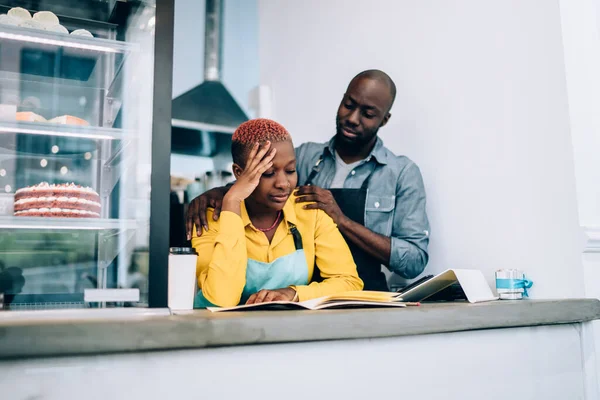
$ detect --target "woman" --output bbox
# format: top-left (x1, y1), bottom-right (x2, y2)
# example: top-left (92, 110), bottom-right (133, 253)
top-left (192, 118), bottom-right (363, 307)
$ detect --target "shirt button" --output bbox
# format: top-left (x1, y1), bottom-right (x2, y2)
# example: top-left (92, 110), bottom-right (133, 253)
top-left (351, 170), bottom-right (356, 175)
top-left (374, 202), bottom-right (380, 208)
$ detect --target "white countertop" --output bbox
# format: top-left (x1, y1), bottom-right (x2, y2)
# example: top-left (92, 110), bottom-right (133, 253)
top-left (0, 298), bottom-right (598, 359)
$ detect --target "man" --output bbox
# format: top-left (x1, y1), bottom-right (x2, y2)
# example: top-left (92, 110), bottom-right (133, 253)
top-left (186, 70), bottom-right (430, 290)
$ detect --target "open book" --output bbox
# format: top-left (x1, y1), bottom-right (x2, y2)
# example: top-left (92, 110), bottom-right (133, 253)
top-left (206, 291), bottom-right (419, 312)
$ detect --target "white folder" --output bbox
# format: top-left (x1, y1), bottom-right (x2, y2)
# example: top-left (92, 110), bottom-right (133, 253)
top-left (398, 269), bottom-right (498, 303)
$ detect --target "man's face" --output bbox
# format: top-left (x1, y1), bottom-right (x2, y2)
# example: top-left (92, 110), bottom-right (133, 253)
top-left (335, 78), bottom-right (393, 149)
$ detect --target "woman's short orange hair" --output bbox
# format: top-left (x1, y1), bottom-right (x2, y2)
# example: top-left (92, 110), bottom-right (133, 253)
top-left (231, 118), bottom-right (291, 166)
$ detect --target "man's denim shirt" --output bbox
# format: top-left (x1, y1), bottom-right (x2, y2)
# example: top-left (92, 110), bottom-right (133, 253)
top-left (296, 137), bottom-right (430, 279)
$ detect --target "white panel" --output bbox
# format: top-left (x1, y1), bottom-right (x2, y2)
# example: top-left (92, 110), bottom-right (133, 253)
top-left (559, 0), bottom-right (600, 388)
top-left (83, 289), bottom-right (140, 303)
top-left (558, 0), bottom-right (600, 227)
top-left (0, 325), bottom-right (587, 400)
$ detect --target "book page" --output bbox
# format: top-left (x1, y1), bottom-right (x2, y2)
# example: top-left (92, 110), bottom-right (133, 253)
top-left (317, 291), bottom-right (403, 302)
top-left (314, 301), bottom-right (408, 310)
top-left (206, 292), bottom-right (412, 313)
top-left (207, 301), bottom-right (311, 312)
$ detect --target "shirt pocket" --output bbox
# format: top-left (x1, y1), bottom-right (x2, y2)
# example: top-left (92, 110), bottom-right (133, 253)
top-left (365, 194), bottom-right (395, 236)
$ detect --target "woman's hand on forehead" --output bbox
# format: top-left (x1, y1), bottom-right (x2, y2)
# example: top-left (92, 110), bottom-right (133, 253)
top-left (224, 141), bottom-right (277, 205)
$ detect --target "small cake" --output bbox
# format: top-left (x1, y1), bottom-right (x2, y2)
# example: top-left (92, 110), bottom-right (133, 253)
top-left (16, 111), bottom-right (46, 123)
top-left (48, 115), bottom-right (89, 126)
top-left (7, 7), bottom-right (31, 21)
top-left (70, 29), bottom-right (93, 38)
top-left (14, 182), bottom-right (101, 218)
top-left (32, 11), bottom-right (59, 26)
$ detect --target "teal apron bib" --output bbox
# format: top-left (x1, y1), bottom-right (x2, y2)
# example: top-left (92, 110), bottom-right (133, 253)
top-left (194, 225), bottom-right (309, 308)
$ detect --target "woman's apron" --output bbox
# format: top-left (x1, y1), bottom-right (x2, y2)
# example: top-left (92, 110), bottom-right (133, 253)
top-left (305, 154), bottom-right (388, 291)
top-left (194, 224), bottom-right (309, 308)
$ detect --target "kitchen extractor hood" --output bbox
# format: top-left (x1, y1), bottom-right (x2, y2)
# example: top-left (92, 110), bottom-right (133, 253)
top-left (171, 0), bottom-right (248, 134)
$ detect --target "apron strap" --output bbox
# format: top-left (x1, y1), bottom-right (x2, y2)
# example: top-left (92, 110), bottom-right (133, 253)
top-left (289, 223), bottom-right (303, 250)
top-left (360, 163), bottom-right (377, 190)
top-left (304, 155), bottom-right (324, 186)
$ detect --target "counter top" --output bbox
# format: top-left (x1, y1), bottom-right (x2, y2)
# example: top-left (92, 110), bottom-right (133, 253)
top-left (1, 299), bottom-right (599, 359)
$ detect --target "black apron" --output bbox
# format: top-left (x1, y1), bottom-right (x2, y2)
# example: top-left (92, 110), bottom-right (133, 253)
top-left (305, 155), bottom-right (389, 291)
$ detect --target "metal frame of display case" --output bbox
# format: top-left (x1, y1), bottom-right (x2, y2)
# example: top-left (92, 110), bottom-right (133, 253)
top-left (148, 0), bottom-right (174, 308)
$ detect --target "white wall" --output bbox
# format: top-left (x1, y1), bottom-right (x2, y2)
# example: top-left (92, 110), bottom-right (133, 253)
top-left (172, 0), bottom-right (258, 108)
top-left (171, 0), bottom-right (259, 180)
top-left (258, 0), bottom-right (585, 298)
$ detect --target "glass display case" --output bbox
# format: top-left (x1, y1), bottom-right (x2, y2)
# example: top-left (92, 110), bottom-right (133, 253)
top-left (0, 0), bottom-right (173, 310)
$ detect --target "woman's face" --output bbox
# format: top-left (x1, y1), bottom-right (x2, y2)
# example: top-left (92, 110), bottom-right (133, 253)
top-left (248, 140), bottom-right (297, 211)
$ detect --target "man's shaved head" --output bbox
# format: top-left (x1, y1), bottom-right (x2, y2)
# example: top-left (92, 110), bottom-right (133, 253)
top-left (334, 69), bottom-right (396, 160)
top-left (349, 69), bottom-right (396, 112)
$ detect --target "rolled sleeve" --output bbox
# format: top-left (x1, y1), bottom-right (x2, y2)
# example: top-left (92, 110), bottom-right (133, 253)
top-left (390, 236), bottom-right (428, 279)
top-left (389, 163), bottom-right (430, 279)
top-left (191, 210), bottom-right (248, 307)
top-left (214, 211), bottom-right (244, 247)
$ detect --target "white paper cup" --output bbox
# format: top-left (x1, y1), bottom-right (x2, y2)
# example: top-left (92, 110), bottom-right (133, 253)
top-left (168, 247), bottom-right (198, 310)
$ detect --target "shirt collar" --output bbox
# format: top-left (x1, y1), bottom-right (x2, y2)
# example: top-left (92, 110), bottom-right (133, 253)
top-left (326, 136), bottom-right (388, 165)
top-left (240, 196), bottom-right (298, 228)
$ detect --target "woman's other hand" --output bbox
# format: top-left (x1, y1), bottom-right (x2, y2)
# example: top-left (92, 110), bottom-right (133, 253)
top-left (245, 288), bottom-right (297, 304)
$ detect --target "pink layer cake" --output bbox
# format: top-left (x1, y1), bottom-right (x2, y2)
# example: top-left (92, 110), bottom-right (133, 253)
top-left (14, 182), bottom-right (101, 218)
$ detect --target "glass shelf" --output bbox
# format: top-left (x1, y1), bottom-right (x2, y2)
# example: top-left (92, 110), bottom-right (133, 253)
top-left (0, 1), bottom-right (119, 24)
top-left (0, 120), bottom-right (133, 140)
top-left (0, 216), bottom-right (138, 230)
top-left (0, 24), bottom-right (138, 54)
top-left (0, 24), bottom-right (135, 87)
top-left (0, 70), bottom-right (106, 90)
